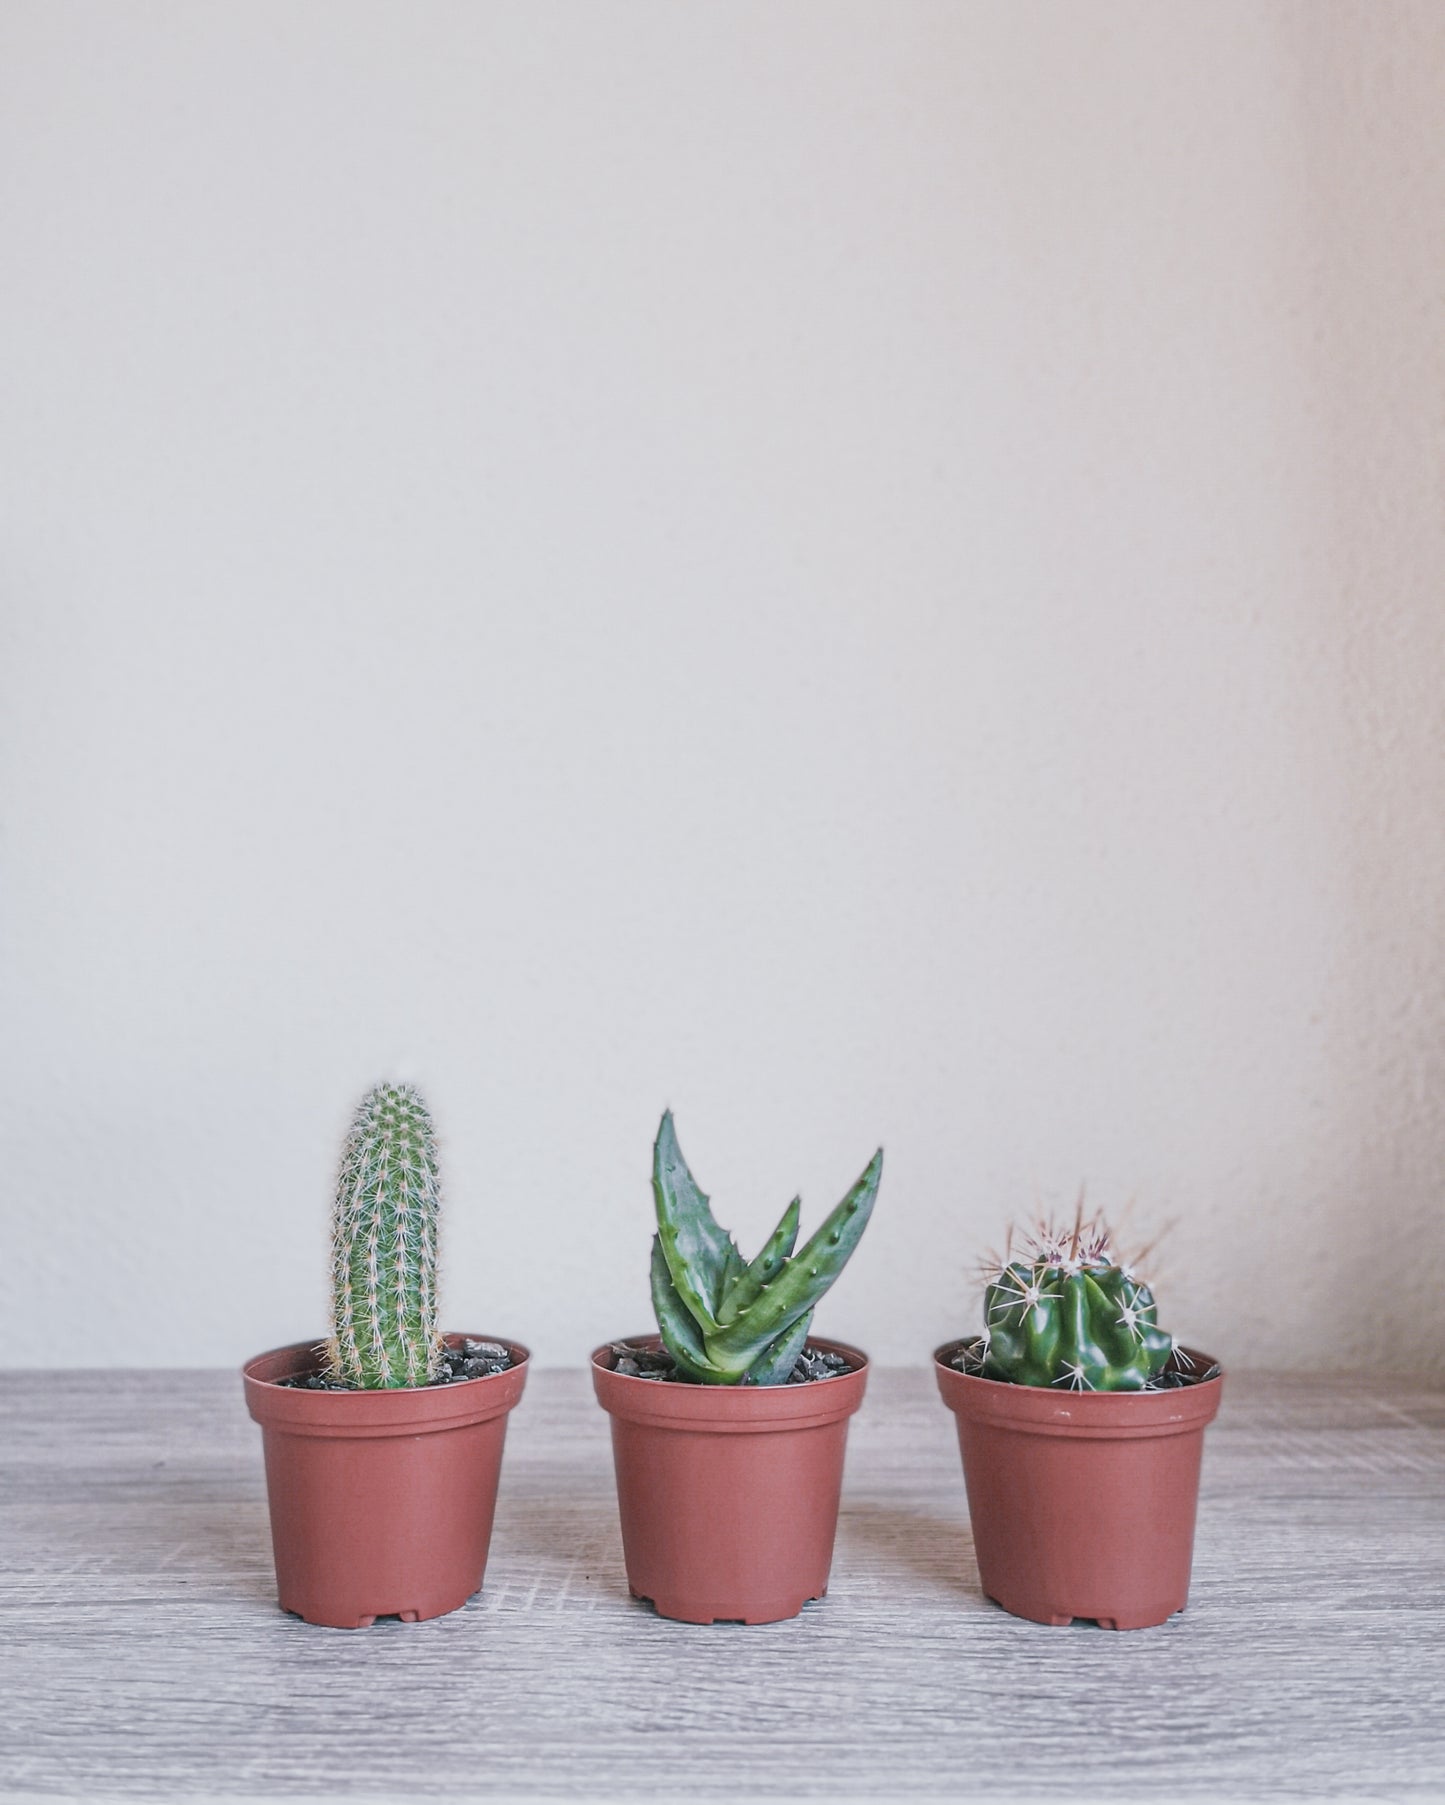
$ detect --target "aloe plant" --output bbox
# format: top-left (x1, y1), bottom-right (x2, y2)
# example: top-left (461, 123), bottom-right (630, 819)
top-left (648, 1110), bottom-right (882, 1384)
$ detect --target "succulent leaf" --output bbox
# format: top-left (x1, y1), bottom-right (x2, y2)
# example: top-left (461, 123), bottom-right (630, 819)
top-left (650, 1234), bottom-right (728, 1382)
top-left (717, 1195), bottom-right (800, 1326)
top-left (744, 1309), bottom-right (814, 1387)
top-left (652, 1110), bottom-right (741, 1332)
top-left (705, 1148), bottom-right (883, 1371)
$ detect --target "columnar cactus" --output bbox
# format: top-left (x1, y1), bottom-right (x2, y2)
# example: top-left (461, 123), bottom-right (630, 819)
top-left (979, 1217), bottom-right (1174, 1391)
top-left (327, 1082), bottom-right (443, 1389)
top-left (648, 1110), bottom-right (882, 1385)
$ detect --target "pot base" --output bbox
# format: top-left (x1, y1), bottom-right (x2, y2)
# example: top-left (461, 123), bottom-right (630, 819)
top-left (987, 1592), bottom-right (1184, 1631)
top-left (631, 1585), bottom-right (824, 1626)
top-left (281, 1585), bottom-right (477, 1630)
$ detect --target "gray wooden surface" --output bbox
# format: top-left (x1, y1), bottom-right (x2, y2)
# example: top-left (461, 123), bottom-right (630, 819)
top-left (2, 1366), bottom-right (1442, 1805)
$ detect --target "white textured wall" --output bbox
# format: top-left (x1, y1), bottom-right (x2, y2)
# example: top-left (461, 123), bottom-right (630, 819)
top-left (2, 2), bottom-right (1442, 1372)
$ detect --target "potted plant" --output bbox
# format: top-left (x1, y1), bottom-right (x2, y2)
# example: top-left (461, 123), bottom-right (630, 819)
top-left (242, 1081), bottom-right (529, 1628)
top-left (592, 1109), bottom-right (883, 1625)
top-left (934, 1211), bottom-right (1223, 1630)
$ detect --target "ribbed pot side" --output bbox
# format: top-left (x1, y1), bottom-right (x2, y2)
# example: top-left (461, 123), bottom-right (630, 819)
top-left (592, 1336), bottom-right (868, 1625)
top-left (243, 1336), bottom-right (529, 1629)
top-left (934, 1341), bottom-right (1224, 1631)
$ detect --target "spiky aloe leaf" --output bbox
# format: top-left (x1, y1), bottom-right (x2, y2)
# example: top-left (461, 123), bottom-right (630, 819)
top-left (743, 1309), bottom-right (813, 1386)
top-left (652, 1110), bottom-right (740, 1331)
top-left (717, 1195), bottom-right (800, 1327)
top-left (650, 1234), bottom-right (727, 1382)
top-left (704, 1148), bottom-right (883, 1375)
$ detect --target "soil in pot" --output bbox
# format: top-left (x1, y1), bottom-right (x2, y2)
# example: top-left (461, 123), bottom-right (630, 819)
top-left (282, 1338), bottom-right (517, 1390)
top-left (607, 1339), bottom-right (851, 1385)
top-left (243, 1334), bottom-right (529, 1629)
top-left (935, 1338), bottom-right (1224, 1632)
top-left (592, 1335), bottom-right (867, 1626)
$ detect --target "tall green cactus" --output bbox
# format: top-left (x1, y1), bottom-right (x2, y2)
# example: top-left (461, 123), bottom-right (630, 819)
top-left (980, 1219), bottom-right (1173, 1391)
top-left (648, 1111), bottom-right (882, 1385)
top-left (327, 1082), bottom-right (443, 1389)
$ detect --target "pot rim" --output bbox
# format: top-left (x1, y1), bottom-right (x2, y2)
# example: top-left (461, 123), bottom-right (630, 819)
top-left (592, 1332), bottom-right (869, 1433)
top-left (243, 1333), bottom-right (530, 1437)
top-left (933, 1338), bottom-right (1223, 1438)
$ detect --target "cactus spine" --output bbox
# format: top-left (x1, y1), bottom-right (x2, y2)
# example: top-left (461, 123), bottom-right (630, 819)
top-left (979, 1217), bottom-right (1173, 1392)
top-left (328, 1082), bottom-right (443, 1389)
top-left (649, 1110), bottom-right (882, 1385)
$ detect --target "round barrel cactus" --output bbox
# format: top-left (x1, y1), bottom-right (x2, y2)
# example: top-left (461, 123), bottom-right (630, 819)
top-left (981, 1222), bottom-right (1173, 1392)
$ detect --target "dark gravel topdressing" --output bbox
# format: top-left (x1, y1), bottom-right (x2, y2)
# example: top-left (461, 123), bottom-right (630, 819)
top-left (608, 1341), bottom-right (853, 1385)
top-left (281, 1339), bottom-right (516, 1390)
top-left (946, 1335), bottom-right (1220, 1390)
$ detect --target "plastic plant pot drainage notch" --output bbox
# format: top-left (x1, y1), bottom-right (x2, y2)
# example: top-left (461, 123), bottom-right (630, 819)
top-left (592, 1334), bottom-right (869, 1625)
top-left (243, 1335), bottom-right (530, 1629)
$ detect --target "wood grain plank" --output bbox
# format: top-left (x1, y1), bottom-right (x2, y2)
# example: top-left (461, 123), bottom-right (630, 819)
top-left (1, 1367), bottom-right (1442, 1802)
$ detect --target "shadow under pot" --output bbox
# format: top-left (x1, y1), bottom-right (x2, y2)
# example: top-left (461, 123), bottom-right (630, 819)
top-left (592, 1335), bottom-right (868, 1625)
top-left (242, 1336), bottom-right (529, 1629)
top-left (933, 1341), bottom-right (1224, 1631)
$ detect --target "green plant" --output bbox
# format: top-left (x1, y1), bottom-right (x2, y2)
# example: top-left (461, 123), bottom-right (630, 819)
top-left (648, 1110), bottom-right (882, 1385)
top-left (977, 1216), bottom-right (1174, 1392)
top-left (327, 1081), bottom-right (443, 1389)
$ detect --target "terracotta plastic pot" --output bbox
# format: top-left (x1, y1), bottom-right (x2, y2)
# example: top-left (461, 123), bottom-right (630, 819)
top-left (243, 1335), bottom-right (529, 1629)
top-left (592, 1335), bottom-right (868, 1625)
top-left (934, 1341), bottom-right (1224, 1630)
